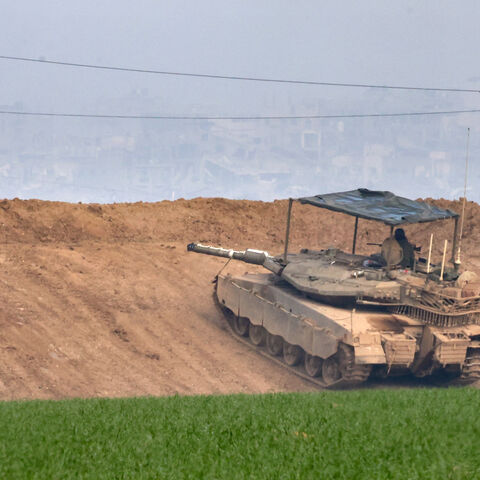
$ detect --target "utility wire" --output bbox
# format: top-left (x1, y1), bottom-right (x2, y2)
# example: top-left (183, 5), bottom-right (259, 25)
top-left (1, 108), bottom-right (480, 120)
top-left (1, 55), bottom-right (479, 94)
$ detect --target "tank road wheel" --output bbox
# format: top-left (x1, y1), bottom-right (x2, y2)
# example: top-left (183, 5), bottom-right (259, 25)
top-left (233, 316), bottom-right (250, 337)
top-left (322, 355), bottom-right (342, 385)
top-left (304, 354), bottom-right (323, 377)
top-left (249, 324), bottom-right (266, 346)
top-left (266, 333), bottom-right (283, 356)
top-left (283, 342), bottom-right (303, 366)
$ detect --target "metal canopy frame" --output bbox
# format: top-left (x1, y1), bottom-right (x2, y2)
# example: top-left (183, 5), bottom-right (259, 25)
top-left (298, 189), bottom-right (459, 226)
top-left (283, 191), bottom-right (460, 265)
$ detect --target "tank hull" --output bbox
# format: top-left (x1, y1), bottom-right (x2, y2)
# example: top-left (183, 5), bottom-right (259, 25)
top-left (216, 273), bottom-right (480, 386)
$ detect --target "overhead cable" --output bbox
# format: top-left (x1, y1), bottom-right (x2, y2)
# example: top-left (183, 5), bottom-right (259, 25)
top-left (0, 55), bottom-right (479, 94)
top-left (1, 108), bottom-right (480, 120)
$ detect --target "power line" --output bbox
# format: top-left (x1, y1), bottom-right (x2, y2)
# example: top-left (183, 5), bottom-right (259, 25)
top-left (1, 108), bottom-right (480, 121)
top-left (1, 55), bottom-right (479, 94)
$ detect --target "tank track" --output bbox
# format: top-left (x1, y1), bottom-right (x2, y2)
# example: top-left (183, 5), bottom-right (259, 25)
top-left (458, 349), bottom-right (480, 384)
top-left (213, 288), bottom-right (371, 389)
top-left (337, 343), bottom-right (372, 384)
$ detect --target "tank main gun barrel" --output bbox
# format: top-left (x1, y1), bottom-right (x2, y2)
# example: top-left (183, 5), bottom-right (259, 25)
top-left (187, 243), bottom-right (270, 265)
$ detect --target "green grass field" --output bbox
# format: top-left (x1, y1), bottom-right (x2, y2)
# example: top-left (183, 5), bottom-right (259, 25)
top-left (1, 389), bottom-right (479, 479)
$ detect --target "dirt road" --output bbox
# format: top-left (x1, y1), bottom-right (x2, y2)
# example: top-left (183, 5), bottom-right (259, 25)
top-left (0, 197), bottom-right (478, 400)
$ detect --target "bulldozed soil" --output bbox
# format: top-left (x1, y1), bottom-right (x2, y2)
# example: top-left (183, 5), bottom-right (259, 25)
top-left (0, 196), bottom-right (479, 400)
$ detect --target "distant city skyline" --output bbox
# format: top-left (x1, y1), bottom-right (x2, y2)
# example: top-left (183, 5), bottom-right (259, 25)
top-left (0, 88), bottom-right (477, 203)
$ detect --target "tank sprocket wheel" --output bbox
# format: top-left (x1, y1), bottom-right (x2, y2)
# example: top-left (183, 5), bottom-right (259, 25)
top-left (304, 354), bottom-right (323, 377)
top-left (337, 343), bottom-right (372, 385)
top-left (283, 342), bottom-right (303, 366)
top-left (458, 349), bottom-right (480, 384)
top-left (249, 324), bottom-right (266, 346)
top-left (233, 316), bottom-right (250, 337)
top-left (266, 332), bottom-right (283, 356)
top-left (322, 344), bottom-right (372, 387)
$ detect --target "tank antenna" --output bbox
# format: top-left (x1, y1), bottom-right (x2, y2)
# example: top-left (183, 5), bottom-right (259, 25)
top-left (440, 239), bottom-right (448, 281)
top-left (283, 198), bottom-right (293, 263)
top-left (456, 127), bottom-right (470, 266)
top-left (426, 233), bottom-right (433, 274)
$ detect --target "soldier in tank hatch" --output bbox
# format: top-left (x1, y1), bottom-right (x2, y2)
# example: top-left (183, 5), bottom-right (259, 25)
top-left (394, 228), bottom-right (415, 268)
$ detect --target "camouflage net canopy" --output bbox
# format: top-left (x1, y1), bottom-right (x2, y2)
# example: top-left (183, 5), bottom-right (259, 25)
top-left (299, 189), bottom-right (459, 226)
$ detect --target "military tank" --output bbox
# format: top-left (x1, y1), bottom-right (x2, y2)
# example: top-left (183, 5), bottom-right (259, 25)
top-left (188, 189), bottom-right (480, 387)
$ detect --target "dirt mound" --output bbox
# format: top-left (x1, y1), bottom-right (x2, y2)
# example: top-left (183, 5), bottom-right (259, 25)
top-left (0, 197), bottom-right (478, 400)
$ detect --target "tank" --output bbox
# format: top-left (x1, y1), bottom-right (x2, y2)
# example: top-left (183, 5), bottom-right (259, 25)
top-left (187, 189), bottom-right (480, 387)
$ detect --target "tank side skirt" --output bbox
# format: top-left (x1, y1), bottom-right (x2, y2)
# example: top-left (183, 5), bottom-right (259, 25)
top-left (213, 285), bottom-right (342, 389)
top-left (217, 275), bottom-right (339, 359)
top-left (218, 303), bottom-right (333, 389)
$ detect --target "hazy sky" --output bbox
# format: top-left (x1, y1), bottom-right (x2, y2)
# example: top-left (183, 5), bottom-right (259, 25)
top-left (1, 1), bottom-right (480, 203)
top-left (1, 1), bottom-right (480, 112)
